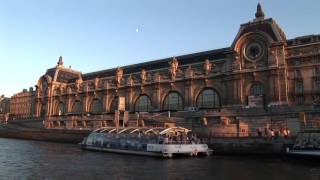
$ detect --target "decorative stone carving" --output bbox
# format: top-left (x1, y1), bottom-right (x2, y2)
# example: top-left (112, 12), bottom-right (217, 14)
top-left (203, 59), bottom-right (212, 76)
top-left (169, 57), bottom-right (179, 80)
top-left (140, 69), bottom-right (147, 84)
top-left (57, 56), bottom-right (63, 66)
top-left (94, 78), bottom-right (99, 89)
top-left (232, 55), bottom-right (240, 70)
top-left (185, 65), bottom-right (194, 78)
top-left (115, 68), bottom-right (123, 86)
top-left (60, 86), bottom-right (64, 95)
top-left (75, 78), bottom-right (83, 91)
top-left (153, 72), bottom-right (161, 83)
top-left (268, 49), bottom-right (275, 65)
top-left (127, 75), bottom-right (134, 86)
top-left (67, 86), bottom-right (72, 94)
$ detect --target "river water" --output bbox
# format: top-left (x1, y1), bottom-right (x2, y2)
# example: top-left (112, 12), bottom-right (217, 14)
top-left (0, 138), bottom-right (319, 180)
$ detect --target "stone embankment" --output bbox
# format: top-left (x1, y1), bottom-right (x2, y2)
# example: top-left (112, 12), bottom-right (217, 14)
top-left (0, 119), bottom-right (295, 155)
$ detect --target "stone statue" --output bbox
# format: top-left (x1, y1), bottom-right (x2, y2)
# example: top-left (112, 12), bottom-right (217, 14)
top-left (232, 55), bottom-right (240, 70)
top-left (127, 75), bottom-right (134, 86)
top-left (140, 69), bottom-right (147, 83)
top-left (203, 59), bottom-right (212, 76)
top-left (75, 78), bottom-right (83, 91)
top-left (94, 78), bottom-right (99, 89)
top-left (185, 65), bottom-right (194, 78)
top-left (153, 72), bottom-right (161, 83)
top-left (169, 57), bottom-right (179, 80)
top-left (115, 68), bottom-right (123, 85)
top-left (57, 56), bottom-right (63, 66)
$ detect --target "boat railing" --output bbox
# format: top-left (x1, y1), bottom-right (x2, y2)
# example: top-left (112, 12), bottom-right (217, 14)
top-left (292, 132), bottom-right (320, 150)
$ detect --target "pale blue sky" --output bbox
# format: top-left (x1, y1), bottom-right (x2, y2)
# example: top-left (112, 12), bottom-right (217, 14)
top-left (0, 0), bottom-right (319, 97)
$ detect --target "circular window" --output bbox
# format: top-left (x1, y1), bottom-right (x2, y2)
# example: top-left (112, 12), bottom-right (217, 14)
top-left (244, 41), bottom-right (265, 61)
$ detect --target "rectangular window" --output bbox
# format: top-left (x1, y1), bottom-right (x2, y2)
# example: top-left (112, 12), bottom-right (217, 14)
top-left (295, 81), bottom-right (304, 94)
top-left (315, 80), bottom-right (320, 91)
top-left (315, 67), bottom-right (320, 76)
top-left (296, 96), bottom-right (304, 105)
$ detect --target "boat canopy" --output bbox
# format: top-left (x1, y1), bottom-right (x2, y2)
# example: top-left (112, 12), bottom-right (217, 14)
top-left (92, 126), bottom-right (191, 136)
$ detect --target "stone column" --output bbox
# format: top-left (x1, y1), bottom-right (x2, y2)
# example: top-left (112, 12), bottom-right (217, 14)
top-left (184, 80), bottom-right (193, 107)
top-left (153, 84), bottom-right (161, 111)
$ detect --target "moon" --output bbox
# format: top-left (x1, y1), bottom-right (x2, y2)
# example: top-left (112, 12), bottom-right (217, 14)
top-left (135, 28), bottom-right (139, 33)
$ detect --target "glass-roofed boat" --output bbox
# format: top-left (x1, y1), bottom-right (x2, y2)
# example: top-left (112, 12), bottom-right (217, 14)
top-left (80, 126), bottom-right (213, 158)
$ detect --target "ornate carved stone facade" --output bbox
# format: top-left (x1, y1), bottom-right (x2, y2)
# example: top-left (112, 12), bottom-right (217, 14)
top-left (0, 95), bottom-right (10, 122)
top-left (0, 95), bottom-right (10, 114)
top-left (10, 88), bottom-right (36, 119)
top-left (23, 4), bottom-right (320, 134)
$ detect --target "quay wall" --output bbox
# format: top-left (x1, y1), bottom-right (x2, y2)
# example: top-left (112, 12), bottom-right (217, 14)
top-left (0, 120), bottom-right (295, 155)
top-left (207, 138), bottom-right (294, 155)
top-left (0, 120), bottom-right (90, 143)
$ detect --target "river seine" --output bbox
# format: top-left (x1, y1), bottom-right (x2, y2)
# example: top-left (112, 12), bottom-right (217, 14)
top-left (0, 138), bottom-right (318, 180)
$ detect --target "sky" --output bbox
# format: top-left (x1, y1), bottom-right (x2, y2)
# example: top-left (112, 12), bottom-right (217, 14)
top-left (0, 0), bottom-right (319, 97)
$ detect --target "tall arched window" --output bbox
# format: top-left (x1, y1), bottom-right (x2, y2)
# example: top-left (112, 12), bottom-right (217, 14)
top-left (196, 89), bottom-right (220, 109)
top-left (250, 83), bottom-right (265, 96)
top-left (135, 95), bottom-right (152, 112)
top-left (72, 101), bottom-right (82, 114)
top-left (163, 92), bottom-right (183, 111)
top-left (91, 99), bottom-right (103, 114)
top-left (110, 97), bottom-right (118, 113)
top-left (58, 102), bottom-right (65, 115)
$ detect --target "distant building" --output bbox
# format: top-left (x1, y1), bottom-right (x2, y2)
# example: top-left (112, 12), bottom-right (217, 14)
top-left (0, 95), bottom-right (10, 114)
top-left (0, 95), bottom-right (10, 122)
top-left (27, 4), bottom-right (320, 135)
top-left (10, 88), bottom-right (36, 119)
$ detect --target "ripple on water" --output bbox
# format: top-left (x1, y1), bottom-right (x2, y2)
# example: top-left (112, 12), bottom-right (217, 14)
top-left (0, 138), bottom-right (318, 180)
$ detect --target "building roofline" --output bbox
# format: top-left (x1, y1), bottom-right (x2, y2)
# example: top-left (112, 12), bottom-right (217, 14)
top-left (82, 47), bottom-right (232, 79)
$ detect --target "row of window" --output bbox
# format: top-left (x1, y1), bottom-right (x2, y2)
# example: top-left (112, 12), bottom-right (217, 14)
top-left (56, 89), bottom-right (222, 114)
top-left (295, 79), bottom-right (320, 94)
top-left (55, 83), bottom-right (267, 115)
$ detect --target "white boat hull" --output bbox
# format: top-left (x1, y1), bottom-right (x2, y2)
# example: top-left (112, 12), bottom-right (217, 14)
top-left (81, 143), bottom-right (212, 158)
top-left (287, 150), bottom-right (320, 157)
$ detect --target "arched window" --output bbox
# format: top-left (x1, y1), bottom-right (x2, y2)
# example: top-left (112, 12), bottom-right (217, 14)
top-left (163, 92), bottom-right (183, 111)
top-left (110, 97), bottom-right (118, 113)
top-left (72, 101), bottom-right (82, 114)
top-left (58, 102), bottom-right (65, 115)
top-left (41, 79), bottom-right (48, 97)
top-left (135, 95), bottom-right (152, 112)
top-left (196, 89), bottom-right (220, 109)
top-left (91, 99), bottom-right (103, 114)
top-left (250, 83), bottom-right (265, 96)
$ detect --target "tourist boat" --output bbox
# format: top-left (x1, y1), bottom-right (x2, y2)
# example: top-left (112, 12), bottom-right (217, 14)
top-left (80, 126), bottom-right (213, 158)
top-left (286, 131), bottom-right (320, 159)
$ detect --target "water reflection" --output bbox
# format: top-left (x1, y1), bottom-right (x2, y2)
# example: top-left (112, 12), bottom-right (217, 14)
top-left (0, 138), bottom-right (318, 180)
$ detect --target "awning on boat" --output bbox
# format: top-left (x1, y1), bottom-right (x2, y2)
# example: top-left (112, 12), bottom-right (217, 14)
top-left (92, 126), bottom-right (191, 135)
top-left (159, 127), bottom-right (191, 135)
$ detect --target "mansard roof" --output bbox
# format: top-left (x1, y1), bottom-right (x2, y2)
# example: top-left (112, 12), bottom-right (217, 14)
top-left (45, 66), bottom-right (81, 83)
top-left (286, 34), bottom-right (320, 47)
top-left (80, 47), bottom-right (231, 81)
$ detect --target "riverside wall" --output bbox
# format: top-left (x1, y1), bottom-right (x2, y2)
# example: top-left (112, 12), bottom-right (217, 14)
top-left (0, 119), bottom-right (296, 155)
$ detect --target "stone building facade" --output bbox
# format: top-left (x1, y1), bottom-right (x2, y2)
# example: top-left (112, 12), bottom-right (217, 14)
top-left (33, 4), bottom-right (320, 136)
top-left (0, 95), bottom-right (10, 122)
top-left (10, 88), bottom-right (36, 119)
top-left (0, 95), bottom-right (10, 114)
